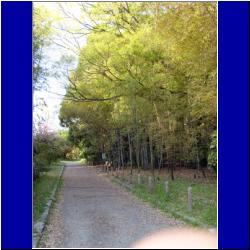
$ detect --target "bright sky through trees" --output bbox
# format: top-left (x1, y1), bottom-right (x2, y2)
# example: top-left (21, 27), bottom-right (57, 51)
top-left (33, 2), bottom-right (86, 131)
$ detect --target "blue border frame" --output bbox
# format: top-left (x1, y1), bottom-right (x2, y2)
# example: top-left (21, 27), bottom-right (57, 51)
top-left (1, 1), bottom-right (249, 249)
top-left (1, 1), bottom-right (33, 249)
top-left (218, 2), bottom-right (249, 249)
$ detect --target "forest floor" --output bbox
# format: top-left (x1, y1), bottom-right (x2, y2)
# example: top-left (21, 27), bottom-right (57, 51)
top-left (38, 162), bottom-right (185, 248)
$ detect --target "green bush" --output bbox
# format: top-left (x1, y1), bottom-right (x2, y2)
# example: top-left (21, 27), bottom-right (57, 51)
top-left (33, 130), bottom-right (72, 180)
top-left (66, 146), bottom-right (81, 160)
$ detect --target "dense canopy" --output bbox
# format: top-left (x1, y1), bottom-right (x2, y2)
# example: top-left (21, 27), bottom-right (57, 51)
top-left (59, 2), bottom-right (217, 179)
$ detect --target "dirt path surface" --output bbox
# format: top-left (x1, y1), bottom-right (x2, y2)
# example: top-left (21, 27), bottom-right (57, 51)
top-left (39, 163), bottom-right (183, 248)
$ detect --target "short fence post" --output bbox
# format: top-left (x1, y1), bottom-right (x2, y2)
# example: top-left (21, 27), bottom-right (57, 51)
top-left (128, 174), bottom-right (132, 184)
top-left (188, 186), bottom-right (192, 211)
top-left (137, 174), bottom-right (141, 185)
top-left (164, 181), bottom-right (169, 194)
top-left (117, 167), bottom-right (120, 177)
top-left (148, 176), bottom-right (153, 192)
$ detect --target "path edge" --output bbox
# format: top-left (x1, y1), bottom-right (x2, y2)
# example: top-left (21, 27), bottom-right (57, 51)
top-left (33, 163), bottom-right (65, 248)
top-left (110, 176), bottom-right (211, 229)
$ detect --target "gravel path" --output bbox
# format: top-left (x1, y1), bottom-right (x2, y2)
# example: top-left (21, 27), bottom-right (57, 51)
top-left (39, 163), bottom-right (183, 248)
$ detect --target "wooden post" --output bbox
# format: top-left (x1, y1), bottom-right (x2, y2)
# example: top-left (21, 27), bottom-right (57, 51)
top-left (188, 186), bottom-right (192, 211)
top-left (164, 181), bottom-right (169, 194)
top-left (129, 174), bottom-right (133, 184)
top-left (148, 176), bottom-right (153, 192)
top-left (137, 174), bottom-right (141, 185)
top-left (105, 161), bottom-right (108, 173)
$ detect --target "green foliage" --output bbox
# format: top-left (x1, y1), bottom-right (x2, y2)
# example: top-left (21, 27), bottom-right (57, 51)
top-left (208, 131), bottom-right (217, 171)
top-left (33, 6), bottom-right (52, 90)
top-left (58, 2), bottom-right (217, 170)
top-left (66, 146), bottom-right (81, 160)
top-left (33, 128), bottom-right (72, 179)
top-left (33, 164), bottom-right (63, 222)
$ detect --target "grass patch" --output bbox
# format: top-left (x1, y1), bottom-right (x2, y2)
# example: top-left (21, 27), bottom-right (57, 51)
top-left (33, 163), bottom-right (63, 223)
top-left (113, 175), bottom-right (217, 228)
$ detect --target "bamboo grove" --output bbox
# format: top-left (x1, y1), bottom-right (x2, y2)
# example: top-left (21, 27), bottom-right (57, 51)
top-left (59, 2), bottom-right (217, 179)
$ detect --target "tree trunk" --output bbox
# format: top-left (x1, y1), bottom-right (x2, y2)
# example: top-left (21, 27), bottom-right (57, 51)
top-left (170, 163), bottom-right (174, 180)
top-left (196, 145), bottom-right (200, 179)
top-left (135, 139), bottom-right (140, 172)
top-left (158, 137), bottom-right (163, 174)
top-left (171, 145), bottom-right (175, 180)
top-left (149, 135), bottom-right (154, 178)
top-left (128, 132), bottom-right (133, 175)
top-left (119, 132), bottom-right (124, 176)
